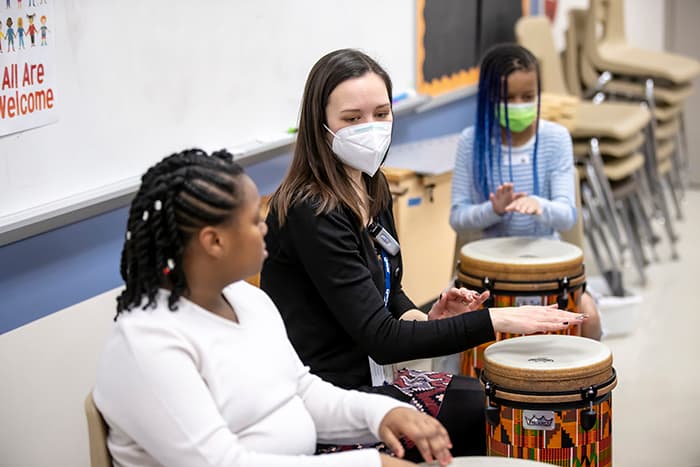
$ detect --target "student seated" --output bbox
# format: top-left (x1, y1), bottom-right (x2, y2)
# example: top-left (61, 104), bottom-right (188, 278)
top-left (449, 44), bottom-right (602, 340)
top-left (93, 149), bottom-right (453, 467)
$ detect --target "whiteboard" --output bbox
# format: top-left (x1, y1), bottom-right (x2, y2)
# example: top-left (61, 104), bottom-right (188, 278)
top-left (0, 0), bottom-right (415, 224)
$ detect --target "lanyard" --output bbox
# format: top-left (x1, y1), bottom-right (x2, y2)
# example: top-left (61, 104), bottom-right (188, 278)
top-left (379, 249), bottom-right (391, 307)
top-left (370, 248), bottom-right (392, 386)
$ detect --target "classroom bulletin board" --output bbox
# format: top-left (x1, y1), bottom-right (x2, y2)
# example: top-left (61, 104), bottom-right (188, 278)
top-left (417, 0), bottom-right (529, 96)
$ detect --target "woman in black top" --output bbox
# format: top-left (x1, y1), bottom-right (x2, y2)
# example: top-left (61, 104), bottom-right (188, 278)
top-left (261, 49), bottom-right (585, 459)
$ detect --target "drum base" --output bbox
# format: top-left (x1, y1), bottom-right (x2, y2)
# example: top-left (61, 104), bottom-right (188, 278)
top-left (487, 398), bottom-right (613, 467)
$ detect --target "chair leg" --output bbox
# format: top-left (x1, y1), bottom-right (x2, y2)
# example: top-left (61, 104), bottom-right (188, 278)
top-left (582, 183), bottom-right (625, 296)
top-left (672, 129), bottom-right (687, 205)
top-left (584, 151), bottom-right (626, 254)
top-left (679, 110), bottom-right (691, 186)
top-left (617, 198), bottom-right (647, 286)
top-left (629, 189), bottom-right (659, 263)
top-left (641, 99), bottom-right (679, 260)
top-left (665, 169), bottom-right (684, 222)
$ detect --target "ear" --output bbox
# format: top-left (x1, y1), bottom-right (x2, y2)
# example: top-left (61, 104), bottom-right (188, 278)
top-left (196, 226), bottom-right (226, 258)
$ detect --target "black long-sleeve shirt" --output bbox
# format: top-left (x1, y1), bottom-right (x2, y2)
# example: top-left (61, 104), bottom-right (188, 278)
top-left (261, 198), bottom-right (495, 389)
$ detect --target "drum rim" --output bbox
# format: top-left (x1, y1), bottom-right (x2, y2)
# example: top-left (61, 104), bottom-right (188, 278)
top-left (459, 237), bottom-right (584, 267)
top-left (456, 269), bottom-right (586, 291)
top-left (483, 369), bottom-right (617, 405)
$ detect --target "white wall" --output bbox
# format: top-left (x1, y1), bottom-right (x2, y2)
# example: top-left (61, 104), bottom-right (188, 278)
top-left (0, 288), bottom-right (119, 467)
top-left (551, 0), bottom-right (666, 52)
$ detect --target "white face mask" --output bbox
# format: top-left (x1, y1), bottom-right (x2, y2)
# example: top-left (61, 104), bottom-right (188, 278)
top-left (324, 121), bottom-right (392, 177)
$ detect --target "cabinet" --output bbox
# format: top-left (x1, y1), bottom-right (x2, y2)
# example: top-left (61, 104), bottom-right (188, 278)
top-left (383, 168), bottom-right (457, 307)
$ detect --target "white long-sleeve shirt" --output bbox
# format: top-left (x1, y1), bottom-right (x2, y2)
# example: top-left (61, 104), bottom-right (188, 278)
top-left (93, 281), bottom-right (410, 467)
top-left (450, 120), bottom-right (577, 238)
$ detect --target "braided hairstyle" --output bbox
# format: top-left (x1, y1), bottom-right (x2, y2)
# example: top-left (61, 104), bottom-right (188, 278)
top-left (116, 148), bottom-right (245, 317)
top-left (473, 44), bottom-right (541, 201)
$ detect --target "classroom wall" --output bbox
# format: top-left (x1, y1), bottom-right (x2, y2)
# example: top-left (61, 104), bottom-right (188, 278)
top-left (0, 1), bottom-right (670, 466)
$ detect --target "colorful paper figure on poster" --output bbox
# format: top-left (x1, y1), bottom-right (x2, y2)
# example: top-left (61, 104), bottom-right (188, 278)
top-left (5, 17), bottom-right (14, 52)
top-left (40, 14), bottom-right (47, 45)
top-left (16, 16), bottom-right (24, 49)
top-left (26, 13), bottom-right (36, 46)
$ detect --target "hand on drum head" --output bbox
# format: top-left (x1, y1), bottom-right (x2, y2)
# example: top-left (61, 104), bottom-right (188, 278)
top-left (489, 183), bottom-right (526, 215)
top-left (504, 196), bottom-right (542, 216)
top-left (427, 287), bottom-right (491, 320)
top-left (488, 304), bottom-right (586, 335)
top-left (378, 407), bottom-right (453, 466)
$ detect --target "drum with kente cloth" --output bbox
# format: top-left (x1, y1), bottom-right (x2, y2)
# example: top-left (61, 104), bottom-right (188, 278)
top-left (456, 237), bottom-right (585, 377)
top-left (482, 335), bottom-right (616, 466)
top-left (419, 456), bottom-right (551, 466)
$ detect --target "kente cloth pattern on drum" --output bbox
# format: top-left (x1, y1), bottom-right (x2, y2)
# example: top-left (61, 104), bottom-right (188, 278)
top-left (460, 288), bottom-right (583, 378)
top-left (316, 369), bottom-right (452, 456)
top-left (487, 398), bottom-right (612, 467)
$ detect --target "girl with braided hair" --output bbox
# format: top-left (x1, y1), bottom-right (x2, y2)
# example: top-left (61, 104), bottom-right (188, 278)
top-left (449, 43), bottom-right (601, 339)
top-left (94, 149), bottom-right (455, 467)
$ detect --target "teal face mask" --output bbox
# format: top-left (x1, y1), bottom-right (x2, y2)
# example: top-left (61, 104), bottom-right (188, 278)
top-left (499, 102), bottom-right (537, 133)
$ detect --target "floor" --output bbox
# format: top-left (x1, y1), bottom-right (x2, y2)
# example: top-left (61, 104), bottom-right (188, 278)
top-left (585, 189), bottom-right (700, 466)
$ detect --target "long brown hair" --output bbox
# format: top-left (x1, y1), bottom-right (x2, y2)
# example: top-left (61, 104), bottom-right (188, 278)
top-left (271, 49), bottom-right (393, 226)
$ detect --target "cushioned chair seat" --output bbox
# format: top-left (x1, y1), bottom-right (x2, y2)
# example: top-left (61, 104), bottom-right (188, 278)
top-left (654, 102), bottom-right (684, 122)
top-left (601, 153), bottom-right (645, 181)
top-left (573, 132), bottom-right (644, 158)
top-left (654, 118), bottom-right (680, 141)
top-left (601, 79), bottom-right (694, 105)
top-left (595, 42), bottom-right (700, 85)
top-left (656, 139), bottom-right (675, 162)
top-left (571, 101), bottom-right (650, 139)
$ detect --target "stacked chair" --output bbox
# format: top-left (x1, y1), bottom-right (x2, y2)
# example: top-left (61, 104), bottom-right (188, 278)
top-left (570, 1), bottom-right (700, 230)
top-left (516, 15), bottom-right (654, 293)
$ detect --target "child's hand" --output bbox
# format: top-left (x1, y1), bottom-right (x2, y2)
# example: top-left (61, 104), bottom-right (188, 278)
top-left (490, 183), bottom-right (526, 215)
top-left (505, 196), bottom-right (542, 215)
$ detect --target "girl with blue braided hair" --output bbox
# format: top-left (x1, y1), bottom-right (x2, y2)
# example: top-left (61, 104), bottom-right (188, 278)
top-left (450, 44), bottom-right (601, 340)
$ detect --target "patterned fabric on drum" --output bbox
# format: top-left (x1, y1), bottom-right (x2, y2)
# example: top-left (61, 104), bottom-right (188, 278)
top-left (487, 397), bottom-right (613, 466)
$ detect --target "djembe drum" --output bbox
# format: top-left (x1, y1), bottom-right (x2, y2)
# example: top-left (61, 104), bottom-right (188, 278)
top-left (456, 237), bottom-right (586, 376)
top-left (482, 335), bottom-right (616, 466)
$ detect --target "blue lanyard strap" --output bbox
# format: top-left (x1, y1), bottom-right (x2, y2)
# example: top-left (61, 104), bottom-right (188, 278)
top-left (380, 249), bottom-right (391, 307)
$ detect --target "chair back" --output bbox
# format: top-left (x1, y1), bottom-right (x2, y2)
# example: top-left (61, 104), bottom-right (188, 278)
top-left (515, 16), bottom-right (570, 96)
top-left (563, 9), bottom-right (587, 97)
top-left (569, 8), bottom-right (608, 92)
top-left (559, 169), bottom-right (585, 250)
top-left (84, 392), bottom-right (112, 467)
top-left (584, 0), bottom-right (627, 70)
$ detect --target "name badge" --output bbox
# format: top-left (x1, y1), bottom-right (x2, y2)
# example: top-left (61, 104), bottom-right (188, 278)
top-left (503, 154), bottom-right (530, 165)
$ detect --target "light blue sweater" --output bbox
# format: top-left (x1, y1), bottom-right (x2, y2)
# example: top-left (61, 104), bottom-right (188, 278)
top-left (450, 120), bottom-right (577, 239)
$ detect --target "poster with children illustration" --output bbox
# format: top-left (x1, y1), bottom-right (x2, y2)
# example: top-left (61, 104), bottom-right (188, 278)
top-left (0, 0), bottom-right (55, 136)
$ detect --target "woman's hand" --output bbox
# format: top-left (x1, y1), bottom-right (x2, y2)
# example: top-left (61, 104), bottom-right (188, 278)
top-left (504, 196), bottom-right (542, 215)
top-left (489, 304), bottom-right (586, 335)
top-left (378, 407), bottom-right (453, 466)
top-left (427, 287), bottom-right (490, 320)
top-left (490, 182), bottom-right (526, 215)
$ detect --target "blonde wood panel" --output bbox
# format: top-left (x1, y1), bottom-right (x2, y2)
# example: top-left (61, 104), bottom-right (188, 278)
top-left (385, 169), bottom-right (456, 306)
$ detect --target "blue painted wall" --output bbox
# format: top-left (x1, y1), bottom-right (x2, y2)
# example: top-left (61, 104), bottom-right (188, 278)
top-left (0, 94), bottom-right (479, 334)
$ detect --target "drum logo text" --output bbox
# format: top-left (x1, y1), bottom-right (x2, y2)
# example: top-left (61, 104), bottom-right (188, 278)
top-left (523, 410), bottom-right (556, 430)
top-left (528, 357), bottom-right (555, 363)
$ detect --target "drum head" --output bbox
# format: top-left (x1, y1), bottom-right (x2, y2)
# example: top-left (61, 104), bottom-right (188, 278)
top-left (483, 335), bottom-right (613, 393)
top-left (419, 457), bottom-right (552, 466)
top-left (459, 237), bottom-right (583, 282)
